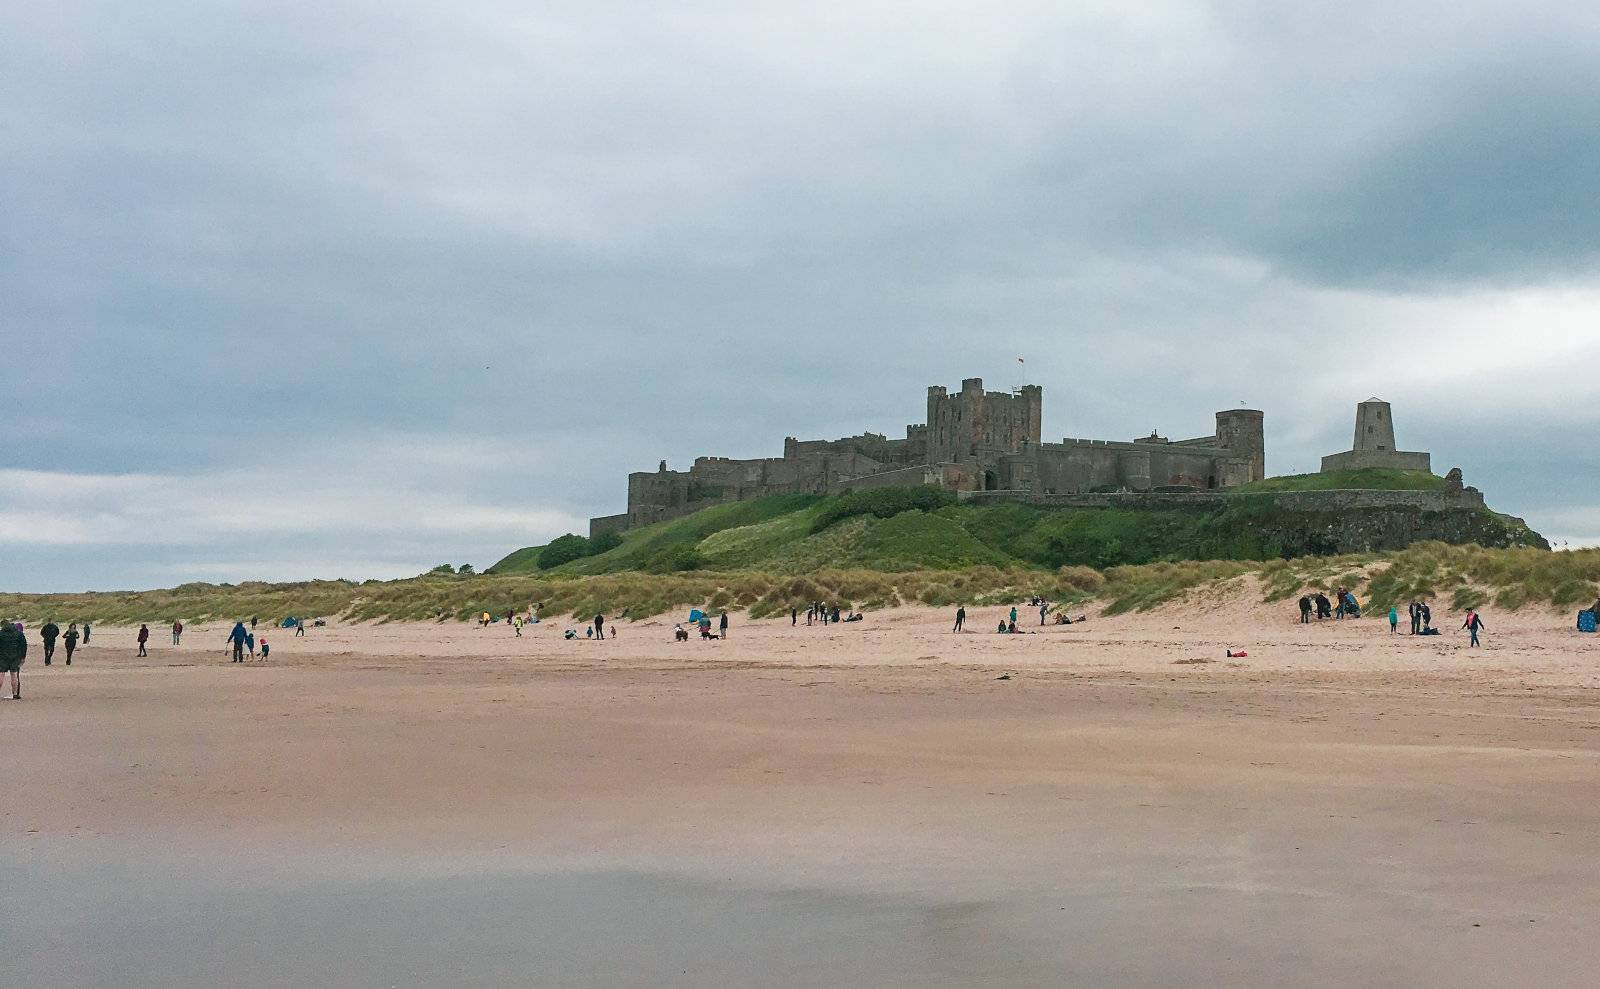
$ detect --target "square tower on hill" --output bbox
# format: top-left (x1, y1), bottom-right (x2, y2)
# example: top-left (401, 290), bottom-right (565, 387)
top-left (1320, 398), bottom-right (1432, 473)
top-left (926, 378), bottom-right (1043, 464)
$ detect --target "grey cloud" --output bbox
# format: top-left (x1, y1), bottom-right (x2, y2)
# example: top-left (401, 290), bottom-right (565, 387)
top-left (3, 1), bottom-right (1599, 589)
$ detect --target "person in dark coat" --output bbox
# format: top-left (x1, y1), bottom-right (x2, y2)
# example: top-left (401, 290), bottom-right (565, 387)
top-left (953, 606), bottom-right (965, 632)
top-left (1297, 596), bottom-right (1312, 624)
top-left (227, 621), bottom-right (248, 662)
top-left (0, 620), bottom-right (27, 699)
top-left (41, 621), bottom-right (60, 665)
top-left (137, 624), bottom-right (150, 657)
top-left (594, 614), bottom-right (605, 640)
top-left (719, 611), bottom-right (729, 639)
top-left (63, 623), bottom-right (79, 665)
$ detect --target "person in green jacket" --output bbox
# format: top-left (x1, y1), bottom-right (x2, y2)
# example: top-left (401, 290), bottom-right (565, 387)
top-left (0, 620), bottom-right (27, 699)
top-left (1388, 606), bottom-right (1399, 634)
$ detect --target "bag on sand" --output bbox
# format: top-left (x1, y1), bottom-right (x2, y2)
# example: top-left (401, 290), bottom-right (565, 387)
top-left (1580, 611), bottom-right (1597, 633)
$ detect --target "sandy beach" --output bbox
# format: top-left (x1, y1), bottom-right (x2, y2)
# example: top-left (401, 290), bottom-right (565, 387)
top-left (5, 595), bottom-right (1599, 986)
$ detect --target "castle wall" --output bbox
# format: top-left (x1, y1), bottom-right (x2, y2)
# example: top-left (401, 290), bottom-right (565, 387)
top-left (959, 487), bottom-right (1486, 512)
top-left (1011, 438), bottom-right (1245, 494)
top-left (588, 513), bottom-right (631, 539)
top-left (592, 379), bottom-right (1272, 535)
top-left (1321, 450), bottom-right (1433, 473)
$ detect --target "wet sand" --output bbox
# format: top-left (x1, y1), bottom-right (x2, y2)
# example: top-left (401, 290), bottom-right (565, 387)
top-left (4, 601), bottom-right (1598, 986)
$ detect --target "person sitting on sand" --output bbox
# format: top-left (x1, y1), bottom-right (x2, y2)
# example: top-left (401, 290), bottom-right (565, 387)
top-left (564, 629), bottom-right (577, 640)
top-left (843, 612), bottom-right (863, 622)
top-left (997, 620), bottom-right (1008, 634)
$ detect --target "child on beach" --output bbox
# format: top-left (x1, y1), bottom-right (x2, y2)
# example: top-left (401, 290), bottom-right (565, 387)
top-left (260, 638), bottom-right (269, 660)
top-left (1389, 606), bottom-right (1399, 633)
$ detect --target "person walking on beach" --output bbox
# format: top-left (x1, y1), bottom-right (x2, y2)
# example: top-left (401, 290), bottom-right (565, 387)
top-left (1009, 606), bottom-right (1018, 627)
top-left (250, 616), bottom-right (257, 630)
top-left (1420, 603), bottom-right (1432, 631)
top-left (594, 613), bottom-right (605, 640)
top-left (227, 621), bottom-right (247, 662)
top-left (719, 611), bottom-right (729, 639)
top-left (172, 619), bottom-right (183, 645)
top-left (259, 637), bottom-right (270, 660)
top-left (41, 621), bottom-right (59, 665)
top-left (137, 623), bottom-right (150, 657)
top-left (791, 607), bottom-right (798, 626)
top-left (1040, 602), bottom-right (1049, 626)
top-left (1298, 595), bottom-right (1312, 624)
top-left (953, 606), bottom-right (965, 632)
top-left (246, 631), bottom-right (256, 658)
top-left (0, 619), bottom-right (26, 699)
top-left (63, 623), bottom-right (79, 665)
top-left (1462, 610), bottom-right (1486, 647)
top-left (295, 618), bottom-right (305, 637)
top-left (1388, 605), bottom-right (1399, 634)
top-left (83, 622), bottom-right (91, 644)
top-left (513, 615), bottom-right (524, 637)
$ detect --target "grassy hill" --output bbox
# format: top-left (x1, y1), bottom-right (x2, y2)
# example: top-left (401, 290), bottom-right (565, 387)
top-left (491, 480), bottom-right (1545, 578)
top-left (3, 477), bottom-right (1564, 628)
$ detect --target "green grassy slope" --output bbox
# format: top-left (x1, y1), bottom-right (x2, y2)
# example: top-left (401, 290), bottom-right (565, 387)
top-left (490, 478), bottom-right (1541, 581)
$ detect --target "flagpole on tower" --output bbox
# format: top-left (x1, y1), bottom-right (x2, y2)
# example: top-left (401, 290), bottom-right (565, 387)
top-left (1014, 356), bottom-right (1025, 394)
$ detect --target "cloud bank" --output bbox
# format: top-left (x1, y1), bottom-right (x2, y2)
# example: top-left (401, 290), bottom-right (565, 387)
top-left (3, 1), bottom-right (1597, 589)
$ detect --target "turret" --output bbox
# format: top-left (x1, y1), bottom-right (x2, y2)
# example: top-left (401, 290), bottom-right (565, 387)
top-left (1215, 409), bottom-right (1265, 484)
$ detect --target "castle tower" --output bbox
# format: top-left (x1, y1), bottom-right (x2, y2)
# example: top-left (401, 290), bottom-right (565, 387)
top-left (1352, 398), bottom-right (1397, 453)
top-left (925, 378), bottom-right (1042, 464)
top-left (1215, 408), bottom-right (1266, 483)
top-left (1320, 398), bottom-right (1432, 473)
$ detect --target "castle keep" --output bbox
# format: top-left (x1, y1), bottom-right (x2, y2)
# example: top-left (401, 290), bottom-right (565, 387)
top-left (591, 378), bottom-right (1266, 536)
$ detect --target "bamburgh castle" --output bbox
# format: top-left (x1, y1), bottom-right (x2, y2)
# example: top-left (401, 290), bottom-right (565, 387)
top-left (591, 378), bottom-right (1267, 536)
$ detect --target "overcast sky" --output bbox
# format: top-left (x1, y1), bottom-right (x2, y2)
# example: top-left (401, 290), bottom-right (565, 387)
top-left (4, 1), bottom-right (1598, 591)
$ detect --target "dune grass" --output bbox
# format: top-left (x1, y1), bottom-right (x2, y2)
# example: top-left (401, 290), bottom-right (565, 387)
top-left (8, 546), bottom-right (1594, 629)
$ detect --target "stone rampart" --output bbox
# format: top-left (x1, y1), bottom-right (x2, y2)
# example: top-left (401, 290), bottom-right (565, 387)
top-left (957, 488), bottom-right (1487, 511)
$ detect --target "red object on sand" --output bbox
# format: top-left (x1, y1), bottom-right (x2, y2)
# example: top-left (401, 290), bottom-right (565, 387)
top-left (1226, 649), bottom-right (1248, 658)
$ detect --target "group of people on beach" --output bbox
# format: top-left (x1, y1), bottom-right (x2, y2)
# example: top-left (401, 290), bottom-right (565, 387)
top-left (0, 619), bottom-right (93, 700)
top-left (673, 611), bottom-right (730, 641)
top-left (792, 602), bottom-right (842, 626)
top-left (1297, 589), bottom-right (1361, 622)
top-left (948, 602), bottom-right (1085, 635)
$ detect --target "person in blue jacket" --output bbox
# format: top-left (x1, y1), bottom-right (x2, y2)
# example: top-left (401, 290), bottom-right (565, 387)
top-left (227, 621), bottom-right (248, 662)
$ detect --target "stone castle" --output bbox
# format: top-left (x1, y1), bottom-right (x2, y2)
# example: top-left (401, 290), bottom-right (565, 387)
top-left (591, 378), bottom-right (1266, 536)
